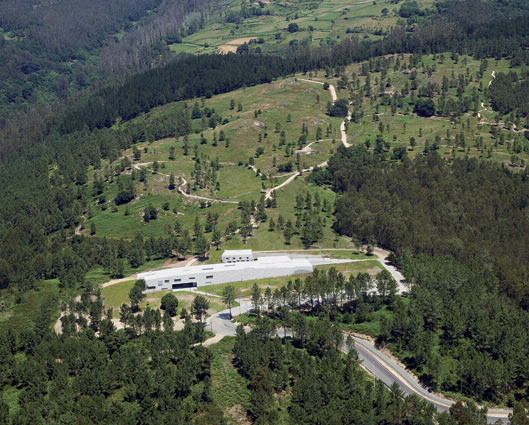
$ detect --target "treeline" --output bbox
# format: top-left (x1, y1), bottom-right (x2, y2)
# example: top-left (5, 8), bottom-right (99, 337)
top-left (56, 5), bottom-right (529, 135)
top-left (0, 0), bottom-right (161, 122)
top-left (310, 146), bottom-right (529, 401)
top-left (232, 318), bottom-right (492, 425)
top-left (4, 0), bottom-right (529, 155)
top-left (0, 289), bottom-right (224, 424)
top-left (489, 71), bottom-right (529, 115)
top-left (0, 0), bottom-right (220, 129)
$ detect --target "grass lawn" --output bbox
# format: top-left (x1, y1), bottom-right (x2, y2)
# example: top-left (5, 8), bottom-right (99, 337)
top-left (101, 280), bottom-right (136, 310)
top-left (84, 258), bottom-right (167, 287)
top-left (101, 280), bottom-right (234, 318)
top-left (315, 259), bottom-right (384, 276)
top-left (200, 275), bottom-right (303, 298)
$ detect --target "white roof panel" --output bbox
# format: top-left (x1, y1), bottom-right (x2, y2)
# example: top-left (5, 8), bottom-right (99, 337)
top-left (138, 256), bottom-right (311, 280)
top-left (222, 249), bottom-right (253, 256)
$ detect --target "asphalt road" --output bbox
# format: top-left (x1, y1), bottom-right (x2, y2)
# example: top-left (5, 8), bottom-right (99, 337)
top-left (204, 298), bottom-right (512, 424)
top-left (349, 337), bottom-right (511, 424)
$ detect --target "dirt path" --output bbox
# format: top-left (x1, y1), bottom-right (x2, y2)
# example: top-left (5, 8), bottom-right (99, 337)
top-left (298, 78), bottom-right (351, 148)
top-left (488, 70), bottom-right (496, 88)
top-left (261, 78), bottom-right (353, 200)
top-left (265, 171), bottom-right (300, 200)
top-left (177, 176), bottom-right (238, 204)
top-left (296, 139), bottom-right (320, 154)
top-left (478, 71), bottom-right (497, 123)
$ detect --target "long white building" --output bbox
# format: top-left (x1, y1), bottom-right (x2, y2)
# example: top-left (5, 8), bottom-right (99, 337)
top-left (138, 251), bottom-right (313, 292)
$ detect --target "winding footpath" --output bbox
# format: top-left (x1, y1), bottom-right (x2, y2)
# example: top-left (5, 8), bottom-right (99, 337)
top-left (264, 78), bottom-right (353, 200)
top-left (129, 78), bottom-right (353, 208)
top-left (298, 78), bottom-right (352, 147)
top-left (177, 176), bottom-right (238, 204)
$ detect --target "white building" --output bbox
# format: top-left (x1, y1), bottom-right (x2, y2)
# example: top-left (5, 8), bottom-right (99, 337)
top-left (221, 249), bottom-right (254, 263)
top-left (138, 253), bottom-right (313, 292)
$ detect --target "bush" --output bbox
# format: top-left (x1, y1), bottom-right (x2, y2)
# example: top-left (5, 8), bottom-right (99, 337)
top-left (287, 23), bottom-right (299, 33)
top-left (114, 191), bottom-right (135, 205)
top-left (143, 204), bottom-right (158, 222)
top-left (414, 98), bottom-right (436, 117)
top-left (327, 99), bottom-right (349, 117)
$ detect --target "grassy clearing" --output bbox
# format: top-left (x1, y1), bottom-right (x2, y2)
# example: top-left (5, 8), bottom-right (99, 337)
top-left (208, 337), bottom-right (251, 424)
top-left (85, 76), bottom-right (345, 243)
top-left (200, 275), bottom-right (297, 298)
top-left (0, 280), bottom-right (61, 333)
top-left (84, 259), bottom-right (167, 288)
top-left (336, 54), bottom-right (528, 166)
top-left (101, 280), bottom-right (233, 318)
top-left (85, 74), bottom-right (356, 255)
top-left (315, 259), bottom-right (383, 276)
top-left (101, 280), bottom-right (136, 310)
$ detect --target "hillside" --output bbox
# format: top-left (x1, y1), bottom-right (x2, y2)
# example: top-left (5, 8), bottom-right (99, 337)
top-left (2, 0), bottom-right (529, 423)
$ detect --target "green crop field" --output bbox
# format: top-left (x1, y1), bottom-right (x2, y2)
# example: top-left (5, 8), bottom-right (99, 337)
top-left (170, 0), bottom-right (436, 56)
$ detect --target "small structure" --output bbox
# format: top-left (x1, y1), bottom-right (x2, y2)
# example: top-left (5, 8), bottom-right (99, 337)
top-left (221, 249), bottom-right (254, 263)
top-left (138, 252), bottom-right (313, 292)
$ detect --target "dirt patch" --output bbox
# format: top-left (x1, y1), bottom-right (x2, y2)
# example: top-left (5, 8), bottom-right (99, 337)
top-left (157, 258), bottom-right (192, 269)
top-left (239, 119), bottom-right (265, 131)
top-left (219, 37), bottom-right (257, 54)
top-left (225, 405), bottom-right (251, 425)
top-left (366, 266), bottom-right (383, 275)
top-left (227, 37), bottom-right (257, 45)
top-left (219, 45), bottom-right (238, 54)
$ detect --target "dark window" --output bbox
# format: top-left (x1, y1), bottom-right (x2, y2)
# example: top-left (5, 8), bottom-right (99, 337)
top-left (172, 282), bottom-right (198, 289)
top-left (206, 275), bottom-right (213, 279)
top-left (173, 279), bottom-right (181, 282)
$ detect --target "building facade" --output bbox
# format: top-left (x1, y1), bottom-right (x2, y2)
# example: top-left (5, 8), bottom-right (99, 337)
top-left (221, 249), bottom-right (254, 263)
top-left (138, 252), bottom-right (313, 292)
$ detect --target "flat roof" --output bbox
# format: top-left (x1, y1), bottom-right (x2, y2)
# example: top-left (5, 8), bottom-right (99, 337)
top-left (138, 256), bottom-right (311, 280)
top-left (222, 249), bottom-right (253, 256)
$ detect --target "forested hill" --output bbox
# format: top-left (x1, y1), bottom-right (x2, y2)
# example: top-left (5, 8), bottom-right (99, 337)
top-left (311, 147), bottom-right (529, 401)
top-left (58, 11), bottom-right (529, 136)
top-left (0, 0), bottom-right (218, 125)
top-left (326, 147), bottom-right (529, 308)
top-left (4, 0), bottom-right (529, 157)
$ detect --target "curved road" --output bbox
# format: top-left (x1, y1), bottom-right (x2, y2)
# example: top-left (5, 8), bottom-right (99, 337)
top-left (204, 288), bottom-right (512, 424)
top-left (350, 337), bottom-right (510, 424)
